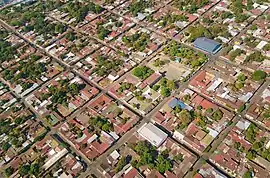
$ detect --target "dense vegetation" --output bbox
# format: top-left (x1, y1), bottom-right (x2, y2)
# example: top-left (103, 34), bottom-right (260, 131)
top-left (18, 157), bottom-right (45, 177)
top-left (0, 39), bottom-right (17, 63)
top-left (128, 0), bottom-right (153, 16)
top-left (0, 112), bottom-right (34, 151)
top-left (62, 1), bottom-right (104, 23)
top-left (43, 79), bottom-right (84, 109)
top-left (148, 14), bottom-right (188, 27)
top-left (163, 41), bottom-right (207, 68)
top-left (122, 32), bottom-right (150, 52)
top-left (252, 70), bottom-right (266, 81)
top-left (92, 55), bottom-right (124, 77)
top-left (246, 51), bottom-right (265, 62)
top-left (132, 66), bottom-right (154, 80)
top-left (186, 23), bottom-right (230, 42)
top-left (129, 141), bottom-right (173, 174)
top-left (97, 25), bottom-right (111, 40)
top-left (89, 116), bottom-right (114, 132)
top-left (1, 3), bottom-right (67, 45)
top-left (3, 54), bottom-right (43, 82)
top-left (153, 78), bottom-right (177, 97)
top-left (118, 82), bottom-right (136, 93)
top-left (230, 0), bottom-right (249, 23)
top-left (173, 0), bottom-right (210, 14)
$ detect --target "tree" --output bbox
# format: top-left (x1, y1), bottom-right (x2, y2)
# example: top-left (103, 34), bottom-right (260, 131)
top-left (69, 83), bottom-right (80, 95)
top-left (14, 117), bottom-right (24, 125)
top-left (161, 87), bottom-right (171, 97)
top-left (5, 167), bottom-right (14, 177)
top-left (133, 141), bottom-right (157, 167)
top-left (97, 25), bottom-right (111, 40)
top-left (243, 169), bottom-right (253, 178)
top-left (132, 66), bottom-right (154, 80)
top-left (245, 123), bottom-right (257, 143)
top-left (102, 123), bottom-right (113, 132)
top-left (183, 94), bottom-right (191, 102)
top-left (179, 110), bottom-right (192, 125)
top-left (167, 80), bottom-right (177, 90)
top-left (19, 165), bottom-right (30, 176)
top-left (229, 48), bottom-right (243, 60)
top-left (65, 32), bottom-right (76, 41)
top-left (238, 104), bottom-right (246, 113)
top-left (2, 142), bottom-right (10, 151)
top-left (246, 0), bottom-right (253, 10)
top-left (128, 0), bottom-right (153, 16)
top-left (246, 150), bottom-right (256, 160)
top-left (152, 85), bottom-right (160, 91)
top-left (153, 59), bottom-right (166, 67)
top-left (252, 141), bottom-right (263, 151)
top-left (246, 51), bottom-right (264, 62)
top-left (237, 73), bottom-right (247, 82)
top-left (30, 162), bottom-right (41, 176)
top-left (55, 23), bottom-right (66, 33)
top-left (252, 70), bottom-right (266, 81)
top-left (115, 156), bottom-right (128, 172)
top-left (173, 153), bottom-right (184, 162)
top-left (155, 155), bottom-right (172, 174)
top-left (212, 109), bottom-right (223, 120)
top-left (263, 43), bottom-right (270, 51)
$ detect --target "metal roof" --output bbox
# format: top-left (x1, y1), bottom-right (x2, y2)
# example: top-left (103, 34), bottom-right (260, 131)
top-left (137, 123), bottom-right (167, 147)
top-left (193, 37), bottom-right (221, 54)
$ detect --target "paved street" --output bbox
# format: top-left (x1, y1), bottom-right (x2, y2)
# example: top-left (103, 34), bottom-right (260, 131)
top-left (0, 1), bottom-right (269, 178)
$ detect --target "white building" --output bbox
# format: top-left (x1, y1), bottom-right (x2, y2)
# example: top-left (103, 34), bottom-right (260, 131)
top-left (137, 123), bottom-right (168, 147)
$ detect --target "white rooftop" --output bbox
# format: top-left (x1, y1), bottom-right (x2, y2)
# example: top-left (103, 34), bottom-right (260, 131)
top-left (137, 123), bottom-right (168, 147)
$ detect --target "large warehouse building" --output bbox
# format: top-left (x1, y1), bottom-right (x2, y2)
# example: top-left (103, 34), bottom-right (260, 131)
top-left (137, 122), bottom-right (168, 147)
top-left (193, 37), bottom-right (222, 54)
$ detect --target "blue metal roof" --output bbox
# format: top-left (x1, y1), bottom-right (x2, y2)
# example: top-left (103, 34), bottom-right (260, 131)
top-left (168, 98), bottom-right (178, 108)
top-left (168, 98), bottom-right (186, 109)
top-left (193, 37), bottom-right (221, 54)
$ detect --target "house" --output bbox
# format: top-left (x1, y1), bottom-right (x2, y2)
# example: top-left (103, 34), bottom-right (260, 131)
top-left (193, 37), bottom-right (222, 54)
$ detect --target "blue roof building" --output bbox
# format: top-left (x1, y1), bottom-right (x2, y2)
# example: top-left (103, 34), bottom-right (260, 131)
top-left (193, 37), bottom-right (222, 54)
top-left (168, 98), bottom-right (186, 109)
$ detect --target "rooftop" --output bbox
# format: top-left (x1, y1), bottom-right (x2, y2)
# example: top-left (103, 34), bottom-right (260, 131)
top-left (137, 122), bottom-right (168, 147)
top-left (193, 37), bottom-right (222, 54)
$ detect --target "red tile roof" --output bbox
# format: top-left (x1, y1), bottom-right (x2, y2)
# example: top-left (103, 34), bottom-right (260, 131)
top-left (124, 168), bottom-right (140, 178)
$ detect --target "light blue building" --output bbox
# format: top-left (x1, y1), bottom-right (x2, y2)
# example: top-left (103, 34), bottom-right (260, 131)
top-left (193, 37), bottom-right (222, 54)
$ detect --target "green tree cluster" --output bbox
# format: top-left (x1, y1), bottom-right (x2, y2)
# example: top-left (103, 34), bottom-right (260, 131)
top-left (47, 80), bottom-right (84, 106)
top-left (163, 41), bottom-right (207, 68)
top-left (252, 70), bottom-right (266, 81)
top-left (132, 66), bottom-right (154, 80)
top-left (229, 48), bottom-right (244, 60)
top-left (245, 123), bottom-right (257, 143)
top-left (122, 32), bottom-right (150, 52)
top-left (129, 0), bottom-right (153, 16)
top-left (63, 1), bottom-right (104, 23)
top-left (3, 55), bottom-right (44, 85)
top-left (246, 51), bottom-right (265, 62)
top-left (130, 141), bottom-right (172, 174)
top-left (115, 156), bottom-right (128, 172)
top-left (153, 14), bottom-right (188, 27)
top-left (173, 0), bottom-right (210, 14)
top-left (263, 43), bottom-right (270, 51)
top-left (97, 25), bottom-right (111, 40)
top-left (178, 109), bottom-right (193, 129)
top-left (92, 55), bottom-right (123, 76)
top-left (19, 157), bottom-right (45, 177)
top-left (118, 82), bottom-right (136, 93)
top-left (0, 39), bottom-right (17, 63)
top-left (159, 78), bottom-right (177, 97)
top-left (89, 116), bottom-right (114, 132)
